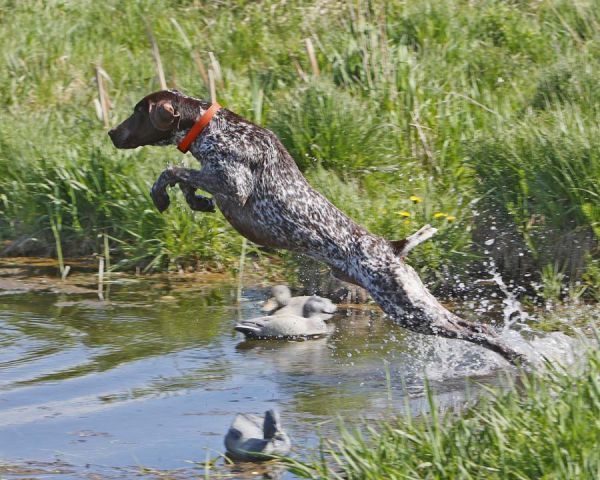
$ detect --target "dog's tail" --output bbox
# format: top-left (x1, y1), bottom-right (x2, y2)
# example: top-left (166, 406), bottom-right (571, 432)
top-left (388, 224), bottom-right (437, 258)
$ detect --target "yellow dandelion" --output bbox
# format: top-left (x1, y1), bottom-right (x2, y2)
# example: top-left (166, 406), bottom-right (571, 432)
top-left (397, 210), bottom-right (411, 217)
top-left (433, 212), bottom-right (448, 219)
top-left (409, 195), bottom-right (422, 204)
top-left (447, 215), bottom-right (456, 222)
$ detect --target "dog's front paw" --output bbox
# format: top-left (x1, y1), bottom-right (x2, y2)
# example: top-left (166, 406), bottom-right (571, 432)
top-left (179, 183), bottom-right (215, 213)
top-left (150, 182), bottom-right (171, 213)
top-left (188, 196), bottom-right (216, 213)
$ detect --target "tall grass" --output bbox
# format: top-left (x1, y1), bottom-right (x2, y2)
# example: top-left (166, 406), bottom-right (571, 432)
top-left (288, 346), bottom-right (600, 479)
top-left (0, 0), bottom-right (597, 293)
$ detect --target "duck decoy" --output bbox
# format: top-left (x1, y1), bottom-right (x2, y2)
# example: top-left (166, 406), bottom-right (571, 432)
top-left (224, 409), bottom-right (291, 462)
top-left (236, 296), bottom-right (335, 339)
top-left (262, 285), bottom-right (337, 322)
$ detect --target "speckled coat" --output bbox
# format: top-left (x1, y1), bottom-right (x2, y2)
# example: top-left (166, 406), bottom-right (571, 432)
top-left (109, 90), bottom-right (524, 364)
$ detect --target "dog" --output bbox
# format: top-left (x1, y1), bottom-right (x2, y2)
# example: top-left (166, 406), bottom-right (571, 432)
top-left (109, 90), bottom-right (525, 364)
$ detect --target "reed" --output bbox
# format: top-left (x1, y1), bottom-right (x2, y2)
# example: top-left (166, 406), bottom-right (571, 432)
top-left (95, 63), bottom-right (111, 129)
top-left (98, 255), bottom-right (105, 301)
top-left (146, 20), bottom-right (167, 90)
top-left (49, 216), bottom-right (65, 279)
top-left (305, 38), bottom-right (320, 77)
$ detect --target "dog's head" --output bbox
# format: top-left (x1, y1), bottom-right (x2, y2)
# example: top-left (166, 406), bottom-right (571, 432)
top-left (109, 90), bottom-right (193, 149)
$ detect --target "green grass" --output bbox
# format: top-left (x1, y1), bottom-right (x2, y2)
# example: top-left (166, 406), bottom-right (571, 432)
top-left (0, 0), bottom-right (597, 294)
top-left (287, 345), bottom-right (600, 479)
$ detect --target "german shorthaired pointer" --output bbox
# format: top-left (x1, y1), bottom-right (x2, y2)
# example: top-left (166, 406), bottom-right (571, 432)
top-left (109, 90), bottom-right (524, 364)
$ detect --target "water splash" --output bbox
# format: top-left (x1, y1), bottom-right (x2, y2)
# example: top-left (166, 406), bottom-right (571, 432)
top-left (421, 336), bottom-right (506, 381)
top-left (484, 260), bottom-right (529, 332)
top-left (498, 330), bottom-right (580, 368)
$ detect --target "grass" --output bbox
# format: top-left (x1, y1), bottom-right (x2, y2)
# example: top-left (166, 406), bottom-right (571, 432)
top-left (0, 0), bottom-right (597, 296)
top-left (287, 344), bottom-right (600, 479)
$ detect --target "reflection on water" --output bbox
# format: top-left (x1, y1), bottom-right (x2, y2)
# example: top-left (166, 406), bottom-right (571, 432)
top-left (0, 270), bottom-right (513, 478)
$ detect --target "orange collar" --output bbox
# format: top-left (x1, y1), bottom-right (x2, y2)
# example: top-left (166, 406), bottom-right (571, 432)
top-left (177, 102), bottom-right (221, 153)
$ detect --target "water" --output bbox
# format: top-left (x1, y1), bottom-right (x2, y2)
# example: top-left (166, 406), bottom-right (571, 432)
top-left (485, 260), bottom-right (529, 331)
top-left (0, 267), bottom-right (528, 478)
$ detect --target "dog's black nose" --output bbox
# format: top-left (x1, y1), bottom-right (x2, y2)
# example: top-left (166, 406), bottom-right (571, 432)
top-left (107, 128), bottom-right (127, 148)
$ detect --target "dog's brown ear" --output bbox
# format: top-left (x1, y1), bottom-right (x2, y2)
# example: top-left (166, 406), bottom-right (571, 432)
top-left (149, 101), bottom-right (180, 131)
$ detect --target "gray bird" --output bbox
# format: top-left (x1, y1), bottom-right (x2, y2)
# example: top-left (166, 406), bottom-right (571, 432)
top-left (236, 296), bottom-right (336, 339)
top-left (262, 285), bottom-right (337, 322)
top-left (224, 409), bottom-right (291, 462)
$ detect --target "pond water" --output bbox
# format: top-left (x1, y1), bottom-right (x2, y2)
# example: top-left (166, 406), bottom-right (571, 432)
top-left (0, 267), bottom-right (515, 478)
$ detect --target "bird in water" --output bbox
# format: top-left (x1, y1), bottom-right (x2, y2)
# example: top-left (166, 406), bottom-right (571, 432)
top-left (224, 409), bottom-right (291, 462)
top-left (235, 296), bottom-right (336, 339)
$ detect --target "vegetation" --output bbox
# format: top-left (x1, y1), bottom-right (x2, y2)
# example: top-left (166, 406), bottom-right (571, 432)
top-left (288, 345), bottom-right (600, 479)
top-left (0, 0), bottom-right (598, 295)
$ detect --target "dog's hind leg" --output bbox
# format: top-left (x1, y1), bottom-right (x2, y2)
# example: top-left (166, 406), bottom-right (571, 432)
top-left (330, 266), bottom-right (362, 288)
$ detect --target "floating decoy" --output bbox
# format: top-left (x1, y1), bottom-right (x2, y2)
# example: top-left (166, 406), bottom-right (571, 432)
top-left (224, 409), bottom-right (291, 462)
top-left (262, 285), bottom-right (336, 322)
top-left (236, 296), bottom-right (335, 339)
